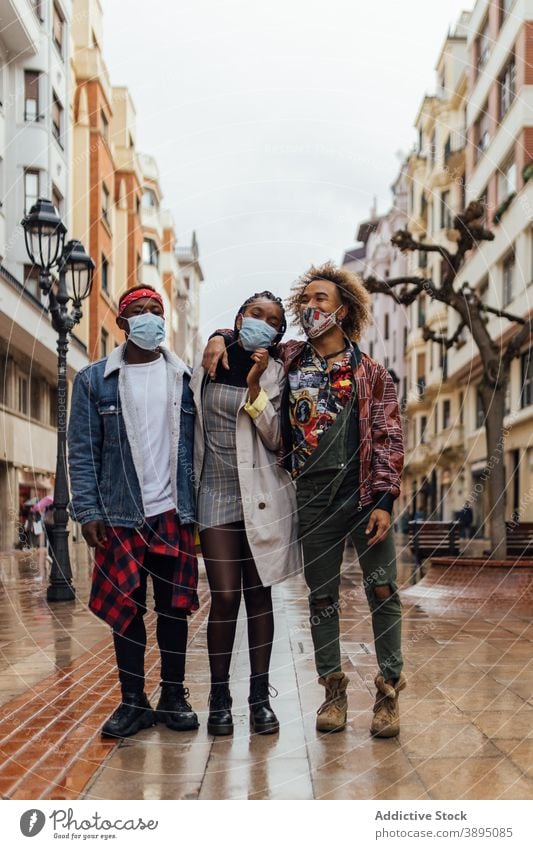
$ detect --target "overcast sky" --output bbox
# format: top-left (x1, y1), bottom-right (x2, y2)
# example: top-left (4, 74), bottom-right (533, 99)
top-left (102, 0), bottom-right (472, 338)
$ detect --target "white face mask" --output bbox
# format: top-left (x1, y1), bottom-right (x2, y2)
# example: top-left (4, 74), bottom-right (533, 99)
top-left (300, 304), bottom-right (343, 339)
top-left (127, 313), bottom-right (165, 350)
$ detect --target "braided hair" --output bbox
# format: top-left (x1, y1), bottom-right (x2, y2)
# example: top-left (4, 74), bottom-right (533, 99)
top-left (233, 290), bottom-right (287, 348)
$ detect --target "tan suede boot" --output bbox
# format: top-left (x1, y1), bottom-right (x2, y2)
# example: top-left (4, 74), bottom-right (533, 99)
top-left (370, 671), bottom-right (407, 737)
top-left (316, 672), bottom-right (349, 733)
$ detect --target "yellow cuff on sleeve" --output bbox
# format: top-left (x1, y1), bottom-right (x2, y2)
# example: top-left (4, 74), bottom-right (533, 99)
top-left (244, 388), bottom-right (269, 419)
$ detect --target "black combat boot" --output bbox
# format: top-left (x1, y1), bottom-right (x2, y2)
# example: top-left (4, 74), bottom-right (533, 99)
top-left (249, 674), bottom-right (279, 735)
top-left (156, 683), bottom-right (199, 731)
top-left (101, 692), bottom-right (156, 738)
top-left (207, 681), bottom-right (233, 736)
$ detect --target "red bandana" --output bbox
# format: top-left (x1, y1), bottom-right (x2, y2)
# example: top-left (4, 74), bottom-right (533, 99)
top-left (118, 289), bottom-right (164, 316)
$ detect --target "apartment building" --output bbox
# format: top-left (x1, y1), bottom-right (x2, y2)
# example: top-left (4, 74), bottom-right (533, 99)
top-left (0, 0), bottom-right (90, 550)
top-left (453, 0), bottom-right (533, 528)
top-left (400, 12), bottom-right (471, 523)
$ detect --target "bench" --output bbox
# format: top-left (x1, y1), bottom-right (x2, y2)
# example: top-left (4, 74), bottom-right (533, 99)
top-left (408, 520), bottom-right (461, 583)
top-left (506, 521), bottom-right (533, 558)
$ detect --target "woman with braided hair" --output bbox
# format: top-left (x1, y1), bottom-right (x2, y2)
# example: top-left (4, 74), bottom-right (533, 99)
top-left (191, 291), bottom-right (301, 736)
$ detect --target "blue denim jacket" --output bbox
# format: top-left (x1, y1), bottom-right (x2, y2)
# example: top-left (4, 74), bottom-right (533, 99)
top-left (67, 344), bottom-right (195, 528)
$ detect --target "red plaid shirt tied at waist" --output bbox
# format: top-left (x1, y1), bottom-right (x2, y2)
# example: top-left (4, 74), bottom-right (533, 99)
top-left (89, 510), bottom-right (199, 635)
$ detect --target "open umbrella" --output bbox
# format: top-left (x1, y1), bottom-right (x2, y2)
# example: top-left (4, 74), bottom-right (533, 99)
top-left (35, 495), bottom-right (54, 513)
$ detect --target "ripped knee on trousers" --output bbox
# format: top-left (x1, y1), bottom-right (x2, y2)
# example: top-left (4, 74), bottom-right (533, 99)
top-left (309, 596), bottom-right (340, 627)
top-left (366, 583), bottom-right (399, 612)
top-left (374, 585), bottom-right (393, 600)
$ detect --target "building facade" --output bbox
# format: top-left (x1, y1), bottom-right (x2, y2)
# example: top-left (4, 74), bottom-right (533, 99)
top-left (453, 0), bottom-right (533, 530)
top-left (0, 0), bottom-right (91, 550)
top-left (398, 13), bottom-right (470, 525)
top-left (0, 0), bottom-right (203, 550)
top-left (176, 232), bottom-right (204, 366)
top-left (358, 167), bottom-right (410, 399)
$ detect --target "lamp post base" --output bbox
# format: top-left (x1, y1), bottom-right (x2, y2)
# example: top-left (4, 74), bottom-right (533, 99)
top-left (47, 524), bottom-right (76, 603)
top-left (47, 583), bottom-right (76, 602)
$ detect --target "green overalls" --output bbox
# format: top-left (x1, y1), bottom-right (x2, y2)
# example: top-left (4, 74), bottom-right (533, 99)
top-left (295, 389), bottom-right (403, 680)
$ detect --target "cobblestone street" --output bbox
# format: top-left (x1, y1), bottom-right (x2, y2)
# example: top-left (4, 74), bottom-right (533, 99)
top-left (0, 540), bottom-right (532, 800)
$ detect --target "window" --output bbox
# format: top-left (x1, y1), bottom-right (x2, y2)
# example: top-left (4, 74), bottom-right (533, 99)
top-left (101, 254), bottom-right (109, 293)
top-left (442, 399), bottom-right (451, 429)
top-left (52, 91), bottom-right (63, 147)
top-left (143, 238), bottom-right (159, 267)
top-left (142, 189), bottom-right (157, 209)
top-left (101, 184), bottom-right (109, 223)
top-left (500, 0), bottom-right (515, 26)
top-left (440, 190), bottom-right (451, 229)
top-left (30, 374), bottom-right (41, 420)
top-left (521, 351), bottom-right (533, 408)
top-left (24, 169), bottom-right (39, 214)
top-left (17, 373), bottom-right (28, 415)
top-left (384, 313), bottom-right (389, 340)
top-left (459, 391), bottom-right (464, 425)
top-left (30, 0), bottom-right (43, 20)
top-left (499, 157), bottom-right (516, 202)
top-left (502, 250), bottom-right (515, 306)
top-left (24, 264), bottom-right (40, 299)
top-left (53, 3), bottom-right (65, 56)
top-left (24, 71), bottom-right (40, 121)
top-left (478, 188), bottom-right (488, 224)
top-left (476, 387), bottom-right (485, 428)
top-left (418, 296), bottom-right (426, 328)
top-left (403, 327), bottom-right (408, 352)
top-left (475, 106), bottom-right (491, 159)
top-left (0, 356), bottom-right (11, 406)
top-left (369, 341), bottom-right (374, 359)
top-left (476, 16), bottom-right (490, 71)
top-left (100, 110), bottom-right (108, 142)
top-left (419, 249), bottom-right (428, 268)
top-left (49, 386), bottom-right (58, 427)
top-left (52, 184), bottom-right (63, 216)
top-left (100, 328), bottom-right (108, 359)
top-left (478, 275), bottom-right (489, 304)
top-left (429, 132), bottom-right (436, 166)
top-left (420, 416), bottom-right (427, 444)
top-left (500, 55), bottom-right (516, 119)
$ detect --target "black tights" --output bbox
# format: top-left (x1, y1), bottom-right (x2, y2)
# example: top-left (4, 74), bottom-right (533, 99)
top-left (200, 522), bottom-right (273, 685)
top-left (113, 552), bottom-right (188, 693)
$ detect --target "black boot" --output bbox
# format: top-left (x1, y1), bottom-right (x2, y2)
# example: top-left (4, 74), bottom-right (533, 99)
top-left (249, 675), bottom-right (279, 734)
top-left (101, 692), bottom-right (156, 738)
top-left (207, 681), bottom-right (233, 736)
top-left (156, 683), bottom-right (199, 731)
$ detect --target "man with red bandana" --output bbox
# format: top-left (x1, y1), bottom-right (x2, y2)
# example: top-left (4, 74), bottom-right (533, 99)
top-left (68, 284), bottom-right (199, 738)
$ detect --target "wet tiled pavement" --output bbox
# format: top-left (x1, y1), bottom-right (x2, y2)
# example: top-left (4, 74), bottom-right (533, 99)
top-left (0, 540), bottom-right (532, 800)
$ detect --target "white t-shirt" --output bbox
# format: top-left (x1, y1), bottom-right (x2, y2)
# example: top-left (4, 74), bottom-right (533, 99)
top-left (124, 355), bottom-right (175, 518)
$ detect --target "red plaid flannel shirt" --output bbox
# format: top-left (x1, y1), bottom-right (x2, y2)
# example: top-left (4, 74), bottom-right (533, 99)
top-left (89, 510), bottom-right (199, 635)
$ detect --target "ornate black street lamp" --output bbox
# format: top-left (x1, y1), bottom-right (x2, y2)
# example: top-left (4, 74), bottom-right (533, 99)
top-left (22, 198), bottom-right (95, 601)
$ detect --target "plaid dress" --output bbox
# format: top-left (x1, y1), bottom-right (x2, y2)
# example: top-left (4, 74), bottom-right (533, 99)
top-left (89, 510), bottom-right (199, 635)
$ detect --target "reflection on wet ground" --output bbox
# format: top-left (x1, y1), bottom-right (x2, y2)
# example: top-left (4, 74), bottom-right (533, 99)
top-left (0, 540), bottom-right (531, 799)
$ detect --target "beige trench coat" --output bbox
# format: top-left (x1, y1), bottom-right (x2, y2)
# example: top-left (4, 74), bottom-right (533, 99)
top-left (190, 355), bottom-right (302, 586)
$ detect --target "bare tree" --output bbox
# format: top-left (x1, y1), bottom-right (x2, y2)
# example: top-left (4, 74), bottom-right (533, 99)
top-left (364, 201), bottom-right (533, 560)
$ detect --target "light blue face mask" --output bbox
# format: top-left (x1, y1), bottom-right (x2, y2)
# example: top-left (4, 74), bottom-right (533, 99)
top-left (238, 316), bottom-right (279, 351)
top-left (127, 313), bottom-right (165, 351)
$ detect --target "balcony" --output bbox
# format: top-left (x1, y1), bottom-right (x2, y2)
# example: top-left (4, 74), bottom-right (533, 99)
top-left (444, 129), bottom-right (466, 168)
top-left (405, 441), bottom-right (431, 472)
top-left (0, 0), bottom-right (40, 59)
top-left (427, 424), bottom-right (465, 461)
